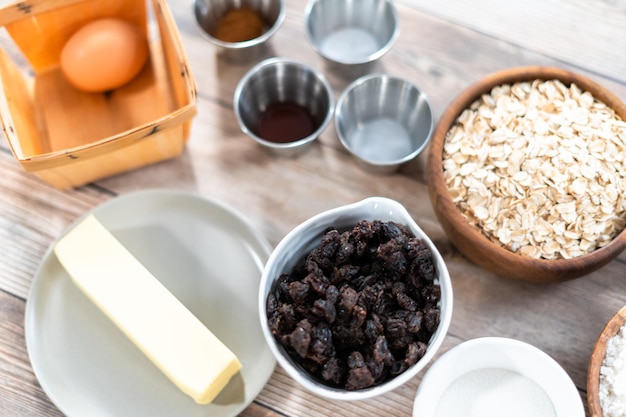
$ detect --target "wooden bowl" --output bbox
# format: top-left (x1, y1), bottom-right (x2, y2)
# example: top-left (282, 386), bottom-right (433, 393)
top-left (427, 66), bottom-right (626, 282)
top-left (588, 306), bottom-right (626, 417)
top-left (0, 0), bottom-right (197, 189)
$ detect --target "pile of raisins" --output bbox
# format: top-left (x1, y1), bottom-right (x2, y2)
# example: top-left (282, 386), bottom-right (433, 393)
top-left (266, 220), bottom-right (441, 390)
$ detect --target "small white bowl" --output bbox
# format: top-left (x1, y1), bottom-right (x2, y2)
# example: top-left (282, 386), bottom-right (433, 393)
top-left (258, 197), bottom-right (453, 401)
top-left (413, 337), bottom-right (584, 417)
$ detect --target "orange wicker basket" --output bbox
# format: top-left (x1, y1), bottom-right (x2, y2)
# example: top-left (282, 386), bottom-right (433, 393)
top-left (0, 0), bottom-right (197, 188)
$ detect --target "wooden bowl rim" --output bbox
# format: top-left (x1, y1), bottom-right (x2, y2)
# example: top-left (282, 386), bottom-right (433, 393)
top-left (587, 305), bottom-right (626, 417)
top-left (427, 66), bottom-right (626, 281)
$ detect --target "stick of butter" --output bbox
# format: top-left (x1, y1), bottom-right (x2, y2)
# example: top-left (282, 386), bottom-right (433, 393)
top-left (54, 214), bottom-right (242, 404)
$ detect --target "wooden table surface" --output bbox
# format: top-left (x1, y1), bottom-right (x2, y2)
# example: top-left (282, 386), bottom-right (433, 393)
top-left (1, 0), bottom-right (625, 416)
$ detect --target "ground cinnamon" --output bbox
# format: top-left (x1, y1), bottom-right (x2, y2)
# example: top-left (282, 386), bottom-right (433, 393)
top-left (213, 7), bottom-right (265, 43)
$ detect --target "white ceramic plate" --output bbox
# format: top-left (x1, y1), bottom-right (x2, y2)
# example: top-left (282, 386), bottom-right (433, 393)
top-left (25, 190), bottom-right (276, 417)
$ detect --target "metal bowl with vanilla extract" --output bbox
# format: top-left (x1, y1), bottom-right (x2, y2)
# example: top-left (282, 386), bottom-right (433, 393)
top-left (427, 66), bottom-right (626, 282)
top-left (234, 57), bottom-right (334, 157)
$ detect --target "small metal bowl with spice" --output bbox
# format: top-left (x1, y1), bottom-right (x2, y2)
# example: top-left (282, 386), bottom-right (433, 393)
top-left (413, 337), bottom-right (585, 417)
top-left (258, 197), bottom-right (453, 400)
top-left (234, 57), bottom-right (334, 157)
top-left (193, 0), bottom-right (285, 62)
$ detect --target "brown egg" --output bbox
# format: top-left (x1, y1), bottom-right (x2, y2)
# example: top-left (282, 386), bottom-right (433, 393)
top-left (60, 18), bottom-right (149, 93)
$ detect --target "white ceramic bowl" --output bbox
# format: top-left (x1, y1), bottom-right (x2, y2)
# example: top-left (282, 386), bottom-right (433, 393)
top-left (258, 197), bottom-right (453, 400)
top-left (413, 337), bottom-right (585, 417)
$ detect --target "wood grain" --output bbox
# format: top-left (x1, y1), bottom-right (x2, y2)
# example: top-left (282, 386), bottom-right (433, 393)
top-left (0, 0), bottom-right (625, 416)
top-left (0, 291), bottom-right (65, 417)
top-left (399, 0), bottom-right (626, 85)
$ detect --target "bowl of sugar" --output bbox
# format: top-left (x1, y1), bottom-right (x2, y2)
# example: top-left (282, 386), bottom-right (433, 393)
top-left (335, 74), bottom-right (434, 174)
top-left (413, 337), bottom-right (584, 417)
top-left (588, 305), bottom-right (626, 417)
top-left (304, 0), bottom-right (399, 75)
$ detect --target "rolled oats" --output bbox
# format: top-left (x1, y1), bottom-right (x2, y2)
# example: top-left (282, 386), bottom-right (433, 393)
top-left (443, 79), bottom-right (626, 259)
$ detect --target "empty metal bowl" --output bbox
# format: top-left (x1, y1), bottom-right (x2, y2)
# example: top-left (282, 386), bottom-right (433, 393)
top-left (234, 57), bottom-right (334, 157)
top-left (193, 0), bottom-right (285, 62)
top-left (304, 0), bottom-right (399, 68)
top-left (335, 74), bottom-right (434, 174)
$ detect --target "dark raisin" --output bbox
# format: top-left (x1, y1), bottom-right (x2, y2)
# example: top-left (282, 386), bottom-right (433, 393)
top-left (267, 220), bottom-right (441, 390)
top-left (372, 335), bottom-right (394, 366)
top-left (289, 319), bottom-right (312, 358)
top-left (345, 351), bottom-right (376, 389)
top-left (288, 281), bottom-right (310, 304)
top-left (312, 298), bottom-right (337, 323)
top-left (321, 357), bottom-right (344, 384)
top-left (405, 342), bottom-right (427, 367)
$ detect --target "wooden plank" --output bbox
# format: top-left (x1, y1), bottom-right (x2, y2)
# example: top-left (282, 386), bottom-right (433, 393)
top-left (240, 402), bottom-right (285, 417)
top-left (0, 151), bottom-right (110, 299)
top-left (0, 291), bottom-right (65, 417)
top-left (399, 0), bottom-right (626, 85)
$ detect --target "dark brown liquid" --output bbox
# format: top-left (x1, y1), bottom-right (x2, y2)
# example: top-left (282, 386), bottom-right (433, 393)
top-left (257, 102), bottom-right (316, 143)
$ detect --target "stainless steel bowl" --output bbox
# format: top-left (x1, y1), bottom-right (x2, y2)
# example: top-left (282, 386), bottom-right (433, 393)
top-left (234, 57), bottom-right (334, 157)
top-left (193, 0), bottom-right (285, 62)
top-left (335, 74), bottom-right (434, 174)
top-left (304, 0), bottom-right (399, 70)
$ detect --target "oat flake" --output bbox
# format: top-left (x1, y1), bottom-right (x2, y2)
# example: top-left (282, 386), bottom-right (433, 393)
top-left (443, 79), bottom-right (626, 259)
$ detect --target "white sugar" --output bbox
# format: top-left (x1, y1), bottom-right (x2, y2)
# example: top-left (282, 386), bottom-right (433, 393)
top-left (600, 324), bottom-right (626, 417)
top-left (319, 27), bottom-right (379, 63)
top-left (348, 117), bottom-right (412, 162)
top-left (435, 368), bottom-right (556, 417)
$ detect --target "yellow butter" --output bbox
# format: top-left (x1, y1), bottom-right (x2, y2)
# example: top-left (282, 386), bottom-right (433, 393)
top-left (54, 214), bottom-right (242, 404)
